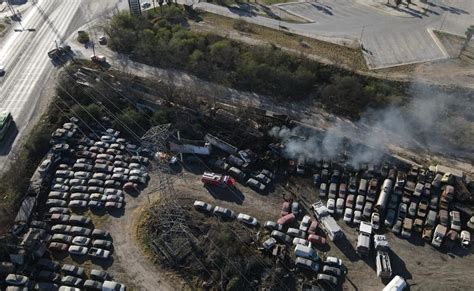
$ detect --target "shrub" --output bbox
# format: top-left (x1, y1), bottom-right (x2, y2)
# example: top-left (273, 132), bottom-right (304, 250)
top-left (77, 31), bottom-right (90, 44)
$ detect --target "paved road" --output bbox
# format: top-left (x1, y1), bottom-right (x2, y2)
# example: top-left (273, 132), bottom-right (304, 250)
top-left (187, 0), bottom-right (473, 68)
top-left (0, 0), bottom-right (122, 167)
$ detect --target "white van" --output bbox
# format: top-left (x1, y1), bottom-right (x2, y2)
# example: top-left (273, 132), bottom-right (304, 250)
top-left (294, 244), bottom-right (319, 261)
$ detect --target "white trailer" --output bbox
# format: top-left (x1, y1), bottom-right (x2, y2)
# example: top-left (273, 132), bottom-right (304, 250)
top-left (376, 250), bottom-right (392, 279)
top-left (383, 275), bottom-right (406, 291)
top-left (312, 201), bottom-right (344, 241)
top-left (374, 179), bottom-right (393, 214)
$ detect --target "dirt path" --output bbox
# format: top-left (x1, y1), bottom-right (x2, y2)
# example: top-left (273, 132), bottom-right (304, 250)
top-left (101, 188), bottom-right (179, 291)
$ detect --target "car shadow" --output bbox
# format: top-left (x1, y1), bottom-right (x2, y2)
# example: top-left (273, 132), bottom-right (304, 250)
top-left (107, 207), bottom-right (125, 218)
top-left (90, 256), bottom-right (114, 269)
top-left (205, 185), bottom-right (245, 205)
top-left (333, 237), bottom-right (360, 263)
top-left (388, 249), bottom-right (412, 281)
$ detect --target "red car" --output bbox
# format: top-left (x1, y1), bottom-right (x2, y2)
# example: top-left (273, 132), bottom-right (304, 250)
top-left (49, 242), bottom-right (69, 252)
top-left (201, 172), bottom-right (236, 188)
top-left (308, 221), bottom-right (319, 234)
top-left (277, 213), bottom-right (295, 226)
top-left (308, 234), bottom-right (326, 246)
top-left (281, 202), bottom-right (291, 216)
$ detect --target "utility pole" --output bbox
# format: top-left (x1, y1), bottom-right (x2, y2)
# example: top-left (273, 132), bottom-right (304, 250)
top-left (459, 25), bottom-right (474, 57)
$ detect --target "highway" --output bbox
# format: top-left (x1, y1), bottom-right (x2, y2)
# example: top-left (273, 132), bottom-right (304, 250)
top-left (0, 0), bottom-right (123, 168)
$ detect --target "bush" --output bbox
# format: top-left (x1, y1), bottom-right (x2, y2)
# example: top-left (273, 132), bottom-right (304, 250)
top-left (77, 31), bottom-right (90, 44)
top-left (106, 10), bottom-right (405, 117)
top-left (233, 19), bottom-right (253, 33)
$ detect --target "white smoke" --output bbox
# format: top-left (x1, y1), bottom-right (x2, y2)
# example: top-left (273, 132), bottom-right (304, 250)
top-left (270, 82), bottom-right (474, 165)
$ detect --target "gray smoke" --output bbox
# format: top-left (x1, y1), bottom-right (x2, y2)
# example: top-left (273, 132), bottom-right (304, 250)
top-left (270, 82), bottom-right (474, 166)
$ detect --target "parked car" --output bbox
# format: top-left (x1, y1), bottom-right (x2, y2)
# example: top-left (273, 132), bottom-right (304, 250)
top-left (450, 211), bottom-right (461, 232)
top-left (213, 206), bottom-right (235, 219)
top-left (51, 233), bottom-right (73, 244)
top-left (69, 245), bottom-right (88, 256)
top-left (49, 242), bottom-right (69, 252)
top-left (262, 237), bottom-right (276, 251)
top-left (343, 208), bottom-right (353, 224)
top-left (338, 183), bottom-right (347, 199)
top-left (362, 201), bottom-right (373, 219)
top-left (355, 195), bottom-right (365, 211)
top-left (61, 276), bottom-right (83, 288)
top-left (90, 269), bottom-right (109, 282)
top-left (327, 198), bottom-right (336, 214)
top-left (299, 215), bottom-right (311, 232)
top-left (193, 200), bottom-right (213, 213)
top-left (277, 213), bottom-right (296, 226)
top-left (92, 239), bottom-right (113, 250)
top-left (83, 279), bottom-right (103, 290)
top-left (271, 230), bottom-right (292, 244)
top-left (371, 212), bottom-right (381, 230)
top-left (91, 229), bottom-right (110, 240)
top-left (281, 202), bottom-right (290, 216)
top-left (264, 220), bottom-right (283, 231)
top-left (322, 265), bottom-right (342, 277)
top-left (246, 178), bottom-right (266, 192)
top-left (5, 274), bottom-right (30, 286)
top-left (317, 273), bottom-right (338, 286)
top-left (88, 247), bottom-right (111, 259)
top-left (324, 256), bottom-right (343, 267)
top-left (308, 234), bottom-right (326, 246)
top-left (345, 194), bottom-right (354, 209)
top-left (398, 203), bottom-right (408, 219)
top-left (237, 213), bottom-right (258, 226)
top-left (353, 210), bottom-right (362, 225)
top-left (295, 257), bottom-right (320, 273)
top-left (392, 219), bottom-right (403, 234)
top-left (335, 198), bottom-right (344, 215)
top-left (102, 280), bottom-right (126, 291)
top-left (408, 200), bottom-right (418, 217)
top-left (319, 183), bottom-right (328, 198)
top-left (62, 264), bottom-right (85, 277)
top-left (291, 201), bottom-right (300, 216)
top-left (72, 236), bottom-right (91, 247)
top-left (292, 237), bottom-right (311, 247)
top-left (254, 173), bottom-right (271, 185)
top-left (307, 221), bottom-right (319, 235)
top-left (287, 227), bottom-right (306, 239)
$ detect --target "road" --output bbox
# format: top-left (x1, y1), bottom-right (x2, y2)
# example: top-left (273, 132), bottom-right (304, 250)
top-left (0, 0), bottom-right (124, 169)
top-left (183, 0), bottom-right (474, 69)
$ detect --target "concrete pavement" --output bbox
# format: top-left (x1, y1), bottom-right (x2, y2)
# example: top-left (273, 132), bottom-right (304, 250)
top-left (186, 0), bottom-right (473, 69)
top-left (0, 0), bottom-right (122, 167)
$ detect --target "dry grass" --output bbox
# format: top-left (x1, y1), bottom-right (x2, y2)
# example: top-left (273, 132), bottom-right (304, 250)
top-left (193, 12), bottom-right (368, 71)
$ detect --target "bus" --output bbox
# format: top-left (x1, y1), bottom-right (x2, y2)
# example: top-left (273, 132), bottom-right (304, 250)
top-left (0, 112), bottom-right (13, 141)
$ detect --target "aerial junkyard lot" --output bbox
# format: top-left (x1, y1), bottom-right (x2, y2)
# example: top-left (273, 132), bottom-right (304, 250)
top-left (1, 100), bottom-right (473, 290)
top-left (0, 61), bottom-right (473, 290)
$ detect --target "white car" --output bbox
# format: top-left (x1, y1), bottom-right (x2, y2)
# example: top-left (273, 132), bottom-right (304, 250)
top-left (324, 256), bottom-right (343, 267)
top-left (292, 237), bottom-right (311, 247)
top-left (88, 247), bottom-right (110, 259)
top-left (68, 245), bottom-right (88, 256)
top-left (103, 281), bottom-right (126, 291)
top-left (327, 198), bottom-right (335, 214)
top-left (353, 210), bottom-right (362, 225)
top-left (355, 195), bottom-right (365, 211)
top-left (371, 212), bottom-right (380, 230)
top-left (299, 215), bottom-right (311, 232)
top-left (343, 208), bottom-right (353, 224)
top-left (141, 2), bottom-right (151, 9)
top-left (336, 198), bottom-right (344, 215)
top-left (72, 236), bottom-right (91, 247)
top-left (237, 213), bottom-right (258, 226)
top-left (193, 200), bottom-right (213, 213)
